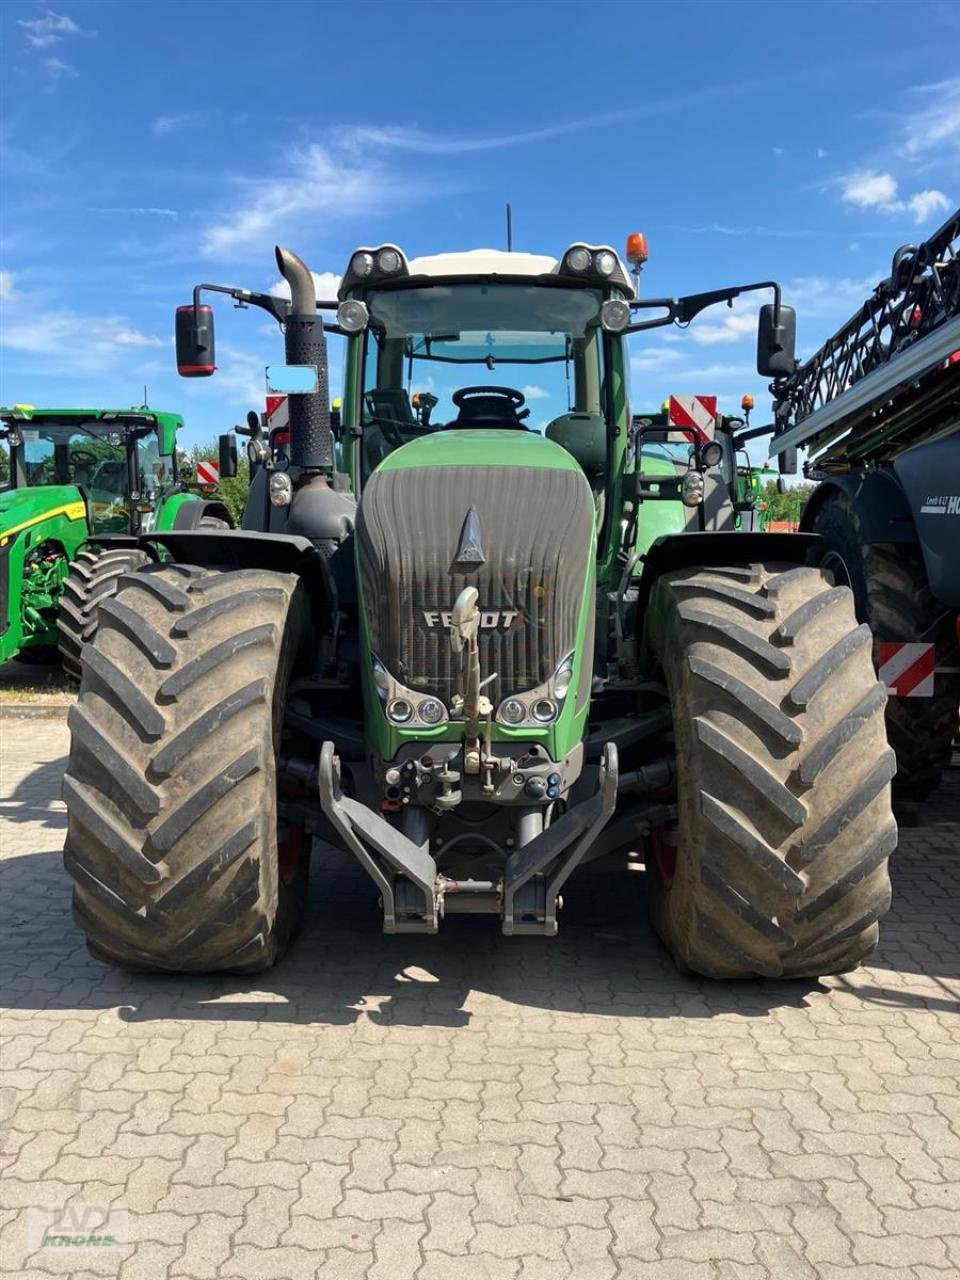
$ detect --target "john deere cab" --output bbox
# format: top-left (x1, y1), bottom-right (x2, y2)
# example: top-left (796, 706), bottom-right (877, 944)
top-left (0, 406), bottom-right (230, 675)
top-left (61, 240), bottom-right (896, 980)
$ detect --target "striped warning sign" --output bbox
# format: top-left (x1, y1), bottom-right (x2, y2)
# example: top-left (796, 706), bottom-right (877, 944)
top-left (196, 459), bottom-right (219, 486)
top-left (668, 395), bottom-right (718, 441)
top-left (876, 641), bottom-right (935, 697)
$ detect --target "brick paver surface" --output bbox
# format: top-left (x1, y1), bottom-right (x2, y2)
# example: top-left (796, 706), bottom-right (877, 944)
top-left (1, 714), bottom-right (958, 1280)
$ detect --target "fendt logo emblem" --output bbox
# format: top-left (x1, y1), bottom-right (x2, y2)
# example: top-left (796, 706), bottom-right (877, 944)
top-left (422, 610), bottom-right (519, 630)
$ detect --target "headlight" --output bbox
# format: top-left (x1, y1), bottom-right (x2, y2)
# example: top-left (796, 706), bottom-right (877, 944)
top-left (681, 471), bottom-right (705, 507)
top-left (372, 656), bottom-right (390, 701)
top-left (701, 441), bottom-right (724, 468)
top-left (387, 698), bottom-right (413, 724)
top-left (351, 251), bottom-right (374, 278)
top-left (377, 248), bottom-right (402, 274)
top-left (417, 697), bottom-right (445, 725)
top-left (499, 697), bottom-right (525, 725)
top-left (565, 247), bottom-right (591, 273)
top-left (594, 250), bottom-right (617, 277)
top-left (337, 299), bottom-right (369, 333)
top-left (600, 299), bottom-right (630, 333)
top-left (268, 471), bottom-right (293, 507)
top-left (553, 654), bottom-right (574, 702)
top-left (532, 698), bottom-right (557, 724)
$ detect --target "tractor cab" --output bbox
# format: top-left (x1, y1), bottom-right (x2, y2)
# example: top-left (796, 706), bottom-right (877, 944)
top-left (0, 407), bottom-right (181, 534)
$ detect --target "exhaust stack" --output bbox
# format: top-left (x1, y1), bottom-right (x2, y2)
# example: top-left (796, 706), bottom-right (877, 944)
top-left (275, 245), bottom-right (333, 473)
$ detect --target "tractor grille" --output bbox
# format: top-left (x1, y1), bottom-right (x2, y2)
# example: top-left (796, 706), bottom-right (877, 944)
top-left (356, 463), bottom-right (595, 703)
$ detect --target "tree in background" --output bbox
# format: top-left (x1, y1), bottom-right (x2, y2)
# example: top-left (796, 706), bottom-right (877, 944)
top-left (178, 443), bottom-right (250, 525)
top-left (760, 479), bottom-right (815, 527)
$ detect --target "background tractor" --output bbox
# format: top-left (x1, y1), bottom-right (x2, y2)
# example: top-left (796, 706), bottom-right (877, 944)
top-left (0, 406), bottom-right (231, 676)
top-left (61, 240), bottom-right (895, 980)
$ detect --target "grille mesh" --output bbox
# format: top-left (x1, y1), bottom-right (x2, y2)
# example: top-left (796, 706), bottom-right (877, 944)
top-left (357, 464), bottom-right (595, 701)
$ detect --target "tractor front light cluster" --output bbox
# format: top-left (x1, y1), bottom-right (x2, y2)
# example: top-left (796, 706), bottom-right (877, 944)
top-left (343, 244), bottom-right (409, 293)
top-left (374, 656), bottom-right (449, 727)
top-left (495, 653), bottom-right (574, 727)
top-left (560, 244), bottom-right (631, 292)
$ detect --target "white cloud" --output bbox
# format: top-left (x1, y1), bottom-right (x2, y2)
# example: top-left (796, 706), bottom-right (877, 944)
top-left (269, 270), bottom-right (342, 302)
top-left (838, 169), bottom-right (951, 225)
top-left (901, 77), bottom-right (960, 156)
top-left (42, 56), bottom-right (77, 80)
top-left (840, 170), bottom-right (899, 209)
top-left (0, 271), bottom-right (17, 302)
top-left (520, 384), bottom-right (549, 400)
top-left (154, 112), bottom-right (204, 137)
top-left (772, 146), bottom-right (785, 157)
top-left (201, 142), bottom-right (408, 257)
top-left (92, 206), bottom-right (178, 218)
top-left (905, 189), bottom-right (952, 224)
top-left (18, 10), bottom-right (90, 47)
top-left (688, 312), bottom-right (758, 346)
top-left (816, 147), bottom-right (828, 159)
top-left (1, 307), bottom-right (164, 361)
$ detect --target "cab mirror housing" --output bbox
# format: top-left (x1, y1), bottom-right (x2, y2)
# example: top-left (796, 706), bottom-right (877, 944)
top-left (218, 433), bottom-right (237, 479)
top-left (757, 303), bottom-right (796, 377)
top-left (176, 305), bottom-right (216, 377)
top-left (778, 446), bottom-right (798, 476)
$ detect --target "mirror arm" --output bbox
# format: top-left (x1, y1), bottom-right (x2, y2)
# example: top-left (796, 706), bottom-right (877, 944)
top-left (732, 421), bottom-right (777, 448)
top-left (626, 280), bottom-right (782, 334)
top-left (191, 282), bottom-right (289, 325)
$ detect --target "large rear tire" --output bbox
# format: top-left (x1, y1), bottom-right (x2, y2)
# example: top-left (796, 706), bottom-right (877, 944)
top-left (57, 548), bottom-right (149, 681)
top-left (644, 562), bottom-right (896, 979)
top-left (812, 493), bottom-right (960, 803)
top-left (62, 562), bottom-right (311, 972)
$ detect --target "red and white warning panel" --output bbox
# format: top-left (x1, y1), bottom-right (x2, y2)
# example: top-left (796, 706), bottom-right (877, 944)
top-left (876, 642), bottom-right (935, 697)
top-left (667, 394), bottom-right (718, 441)
top-left (265, 394), bottom-right (288, 428)
top-left (195, 459), bottom-right (220, 486)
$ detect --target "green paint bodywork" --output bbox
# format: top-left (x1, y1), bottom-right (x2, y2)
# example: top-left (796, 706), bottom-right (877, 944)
top-left (0, 407), bottom-right (204, 665)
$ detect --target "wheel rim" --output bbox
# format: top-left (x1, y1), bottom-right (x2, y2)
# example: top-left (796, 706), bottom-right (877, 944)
top-left (650, 827), bottom-right (677, 890)
top-left (277, 823), bottom-right (305, 885)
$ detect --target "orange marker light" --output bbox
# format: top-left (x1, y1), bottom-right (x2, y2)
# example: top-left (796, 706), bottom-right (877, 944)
top-left (626, 232), bottom-right (649, 266)
top-left (741, 394), bottom-right (755, 411)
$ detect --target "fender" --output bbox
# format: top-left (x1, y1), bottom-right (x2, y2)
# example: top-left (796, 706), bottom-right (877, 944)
top-left (142, 529), bottom-right (337, 621)
top-left (170, 498), bottom-right (233, 530)
top-left (799, 471), bottom-right (917, 543)
top-left (636, 530), bottom-right (822, 616)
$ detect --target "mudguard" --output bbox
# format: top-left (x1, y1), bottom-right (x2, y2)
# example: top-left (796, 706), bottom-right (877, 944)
top-left (170, 497), bottom-right (233, 529)
top-left (800, 471), bottom-right (917, 544)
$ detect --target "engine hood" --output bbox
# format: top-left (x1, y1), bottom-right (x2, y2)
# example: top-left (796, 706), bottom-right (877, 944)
top-left (376, 428), bottom-right (583, 475)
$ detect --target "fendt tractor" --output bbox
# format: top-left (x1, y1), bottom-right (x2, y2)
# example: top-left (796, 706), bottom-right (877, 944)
top-left (757, 209), bottom-right (960, 810)
top-left (0, 406), bottom-right (231, 676)
top-left (61, 238), bottom-right (896, 980)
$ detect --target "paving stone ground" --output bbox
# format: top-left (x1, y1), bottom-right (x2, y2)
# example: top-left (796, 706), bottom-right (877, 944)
top-left (1, 714), bottom-right (958, 1280)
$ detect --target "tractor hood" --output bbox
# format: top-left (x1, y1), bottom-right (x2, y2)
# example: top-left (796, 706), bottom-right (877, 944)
top-left (375, 428), bottom-right (583, 475)
top-left (356, 428), bottom-right (597, 738)
top-left (0, 485), bottom-right (86, 545)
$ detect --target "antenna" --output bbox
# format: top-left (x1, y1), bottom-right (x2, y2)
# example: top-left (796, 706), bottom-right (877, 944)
top-left (143, 385), bottom-right (148, 408)
top-left (506, 203), bottom-right (513, 253)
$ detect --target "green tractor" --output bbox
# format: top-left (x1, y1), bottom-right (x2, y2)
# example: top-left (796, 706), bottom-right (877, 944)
top-left (61, 241), bottom-right (895, 979)
top-left (0, 406), bottom-right (231, 676)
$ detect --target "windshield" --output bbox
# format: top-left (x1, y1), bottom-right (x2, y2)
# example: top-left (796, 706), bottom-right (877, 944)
top-left (361, 283), bottom-right (608, 447)
top-left (9, 420), bottom-right (173, 498)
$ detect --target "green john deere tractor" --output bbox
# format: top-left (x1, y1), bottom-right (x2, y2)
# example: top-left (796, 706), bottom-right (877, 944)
top-left (0, 406), bottom-right (231, 676)
top-left (61, 242), bottom-right (896, 979)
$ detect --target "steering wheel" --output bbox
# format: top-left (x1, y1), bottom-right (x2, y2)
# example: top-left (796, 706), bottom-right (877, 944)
top-left (450, 386), bottom-right (529, 428)
top-left (69, 449), bottom-right (99, 468)
top-left (452, 386), bottom-right (525, 411)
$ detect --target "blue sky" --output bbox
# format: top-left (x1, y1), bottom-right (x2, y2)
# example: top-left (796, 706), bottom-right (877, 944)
top-left (1, 0), bottom-right (958, 454)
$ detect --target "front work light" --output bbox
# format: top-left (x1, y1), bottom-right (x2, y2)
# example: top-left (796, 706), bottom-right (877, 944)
top-left (337, 299), bottom-right (369, 333)
top-left (701, 441), bottom-right (724, 469)
top-left (565, 247), bottom-right (591, 273)
top-left (600, 299), bottom-right (630, 332)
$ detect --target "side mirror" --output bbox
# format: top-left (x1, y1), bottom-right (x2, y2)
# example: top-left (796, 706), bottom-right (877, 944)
top-left (218, 433), bottom-right (238, 479)
top-left (777, 476), bottom-right (787, 495)
top-left (176, 304), bottom-right (216, 377)
top-left (778, 446), bottom-right (798, 476)
top-left (756, 303), bottom-right (796, 377)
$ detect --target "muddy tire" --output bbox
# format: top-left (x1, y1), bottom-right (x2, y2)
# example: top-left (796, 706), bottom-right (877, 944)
top-left (57, 548), bottom-right (149, 681)
top-left (644, 562), bottom-right (896, 979)
top-left (62, 562), bottom-right (311, 972)
top-left (813, 493), bottom-right (960, 803)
